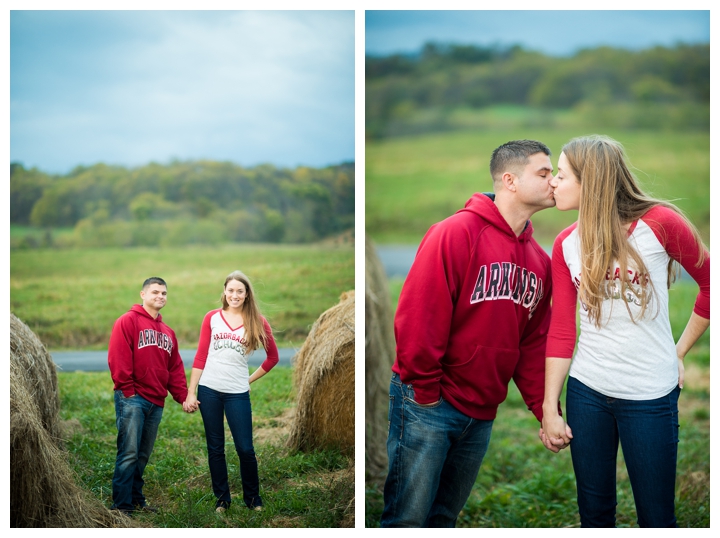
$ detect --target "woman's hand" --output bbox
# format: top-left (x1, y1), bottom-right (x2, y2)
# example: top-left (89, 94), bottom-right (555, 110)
top-left (677, 356), bottom-right (685, 389)
top-left (541, 413), bottom-right (573, 452)
top-left (183, 393), bottom-right (200, 413)
top-left (542, 357), bottom-right (573, 452)
top-left (249, 366), bottom-right (269, 385)
top-left (675, 311), bottom-right (709, 390)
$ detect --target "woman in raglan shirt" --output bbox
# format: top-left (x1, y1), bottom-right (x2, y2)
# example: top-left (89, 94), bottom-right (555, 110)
top-left (540, 135), bottom-right (710, 527)
top-left (183, 270), bottom-right (279, 513)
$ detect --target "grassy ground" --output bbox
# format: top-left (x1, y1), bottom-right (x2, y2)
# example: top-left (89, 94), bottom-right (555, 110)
top-left (10, 243), bottom-right (354, 350)
top-left (366, 129), bottom-right (710, 246)
top-left (58, 366), bottom-right (355, 528)
top-left (365, 364), bottom-right (709, 528)
top-left (365, 280), bottom-right (709, 527)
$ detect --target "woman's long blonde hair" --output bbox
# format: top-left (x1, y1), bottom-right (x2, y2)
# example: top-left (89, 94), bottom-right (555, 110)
top-left (220, 270), bottom-right (269, 351)
top-left (563, 135), bottom-right (706, 327)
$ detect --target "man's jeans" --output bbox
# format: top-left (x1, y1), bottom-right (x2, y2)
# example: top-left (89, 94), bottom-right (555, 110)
top-left (198, 385), bottom-right (262, 509)
top-left (381, 372), bottom-right (493, 527)
top-left (111, 391), bottom-right (163, 512)
top-left (566, 376), bottom-right (680, 528)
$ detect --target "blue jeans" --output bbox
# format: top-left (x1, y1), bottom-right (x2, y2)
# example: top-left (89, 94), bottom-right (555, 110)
top-left (111, 391), bottom-right (163, 512)
top-left (566, 376), bottom-right (680, 528)
top-left (381, 373), bottom-right (494, 528)
top-left (198, 385), bottom-right (261, 509)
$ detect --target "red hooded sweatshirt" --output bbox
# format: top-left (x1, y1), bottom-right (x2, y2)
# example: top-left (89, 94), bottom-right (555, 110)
top-left (392, 193), bottom-right (552, 421)
top-left (108, 304), bottom-right (188, 407)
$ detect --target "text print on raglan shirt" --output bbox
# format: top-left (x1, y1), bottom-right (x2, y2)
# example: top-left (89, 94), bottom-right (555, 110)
top-left (572, 267), bottom-right (652, 312)
top-left (470, 261), bottom-right (544, 317)
top-left (212, 332), bottom-right (248, 356)
top-left (137, 329), bottom-right (174, 354)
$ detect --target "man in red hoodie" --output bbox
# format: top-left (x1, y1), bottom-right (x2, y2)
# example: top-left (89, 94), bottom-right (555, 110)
top-left (108, 277), bottom-right (189, 515)
top-left (381, 140), bottom-right (560, 527)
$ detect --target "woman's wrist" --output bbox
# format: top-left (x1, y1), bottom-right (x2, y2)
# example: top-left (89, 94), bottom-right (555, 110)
top-left (542, 401), bottom-right (560, 417)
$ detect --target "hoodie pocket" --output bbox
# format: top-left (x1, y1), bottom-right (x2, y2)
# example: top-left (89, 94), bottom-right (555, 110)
top-left (443, 344), bottom-right (520, 404)
top-left (134, 367), bottom-right (169, 393)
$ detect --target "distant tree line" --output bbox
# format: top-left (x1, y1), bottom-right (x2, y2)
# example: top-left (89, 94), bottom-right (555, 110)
top-left (10, 160), bottom-right (354, 248)
top-left (366, 42), bottom-right (709, 139)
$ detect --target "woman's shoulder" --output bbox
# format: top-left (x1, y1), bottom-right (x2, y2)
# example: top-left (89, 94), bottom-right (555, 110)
top-left (640, 204), bottom-right (683, 222)
top-left (638, 204), bottom-right (689, 232)
top-left (203, 308), bottom-right (223, 320)
top-left (554, 221), bottom-right (578, 244)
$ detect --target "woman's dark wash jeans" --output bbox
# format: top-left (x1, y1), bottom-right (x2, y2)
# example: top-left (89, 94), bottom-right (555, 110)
top-left (566, 376), bottom-right (680, 528)
top-left (198, 384), bottom-right (262, 509)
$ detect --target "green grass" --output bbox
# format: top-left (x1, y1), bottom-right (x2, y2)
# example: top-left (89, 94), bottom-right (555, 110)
top-left (365, 365), bottom-right (709, 528)
top-left (366, 280), bottom-right (709, 527)
top-left (11, 224), bottom-right (75, 241)
top-left (58, 366), bottom-right (354, 528)
top-left (10, 243), bottom-right (354, 350)
top-left (366, 129), bottom-right (710, 246)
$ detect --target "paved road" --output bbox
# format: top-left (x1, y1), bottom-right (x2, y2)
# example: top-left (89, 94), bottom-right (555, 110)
top-left (52, 348), bottom-right (298, 372)
top-left (374, 244), bottom-right (420, 277)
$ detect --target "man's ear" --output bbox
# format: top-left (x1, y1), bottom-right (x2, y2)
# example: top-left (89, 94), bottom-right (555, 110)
top-left (501, 171), bottom-right (517, 192)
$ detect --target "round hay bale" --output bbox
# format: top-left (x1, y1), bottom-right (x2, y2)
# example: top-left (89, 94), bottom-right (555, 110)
top-left (10, 313), bottom-right (136, 528)
top-left (364, 238), bottom-right (396, 480)
top-left (287, 291), bottom-right (355, 454)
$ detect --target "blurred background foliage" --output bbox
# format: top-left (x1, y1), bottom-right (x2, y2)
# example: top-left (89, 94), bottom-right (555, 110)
top-left (366, 42), bottom-right (709, 140)
top-left (10, 160), bottom-right (354, 249)
top-left (365, 42), bottom-right (709, 248)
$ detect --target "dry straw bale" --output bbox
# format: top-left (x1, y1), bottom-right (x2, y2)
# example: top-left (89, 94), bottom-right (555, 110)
top-left (10, 312), bottom-right (135, 528)
top-left (287, 290), bottom-right (355, 454)
top-left (364, 238), bottom-right (396, 480)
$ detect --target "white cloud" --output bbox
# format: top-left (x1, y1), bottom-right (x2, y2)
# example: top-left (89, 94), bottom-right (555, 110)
top-left (11, 10), bottom-right (355, 173)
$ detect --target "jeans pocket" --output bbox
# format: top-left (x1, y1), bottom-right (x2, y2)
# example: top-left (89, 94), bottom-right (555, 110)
top-left (408, 396), bottom-right (444, 409)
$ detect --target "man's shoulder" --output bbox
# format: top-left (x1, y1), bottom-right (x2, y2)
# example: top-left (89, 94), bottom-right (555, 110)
top-left (427, 205), bottom-right (488, 237)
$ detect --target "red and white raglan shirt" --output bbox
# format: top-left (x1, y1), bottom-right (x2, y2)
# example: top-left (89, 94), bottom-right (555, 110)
top-left (192, 309), bottom-right (279, 393)
top-left (546, 205), bottom-right (710, 400)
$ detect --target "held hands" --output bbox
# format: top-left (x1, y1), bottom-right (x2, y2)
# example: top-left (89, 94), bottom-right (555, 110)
top-left (183, 394), bottom-right (200, 413)
top-left (539, 414), bottom-right (573, 453)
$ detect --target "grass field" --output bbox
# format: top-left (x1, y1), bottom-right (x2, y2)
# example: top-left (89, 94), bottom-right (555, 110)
top-left (365, 279), bottom-right (709, 527)
top-left (10, 243), bottom-right (354, 350)
top-left (366, 129), bottom-right (710, 246)
top-left (365, 362), bottom-right (709, 528)
top-left (58, 367), bottom-right (354, 528)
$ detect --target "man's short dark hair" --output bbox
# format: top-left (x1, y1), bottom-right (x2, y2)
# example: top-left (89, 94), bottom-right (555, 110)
top-left (143, 277), bottom-right (167, 289)
top-left (490, 140), bottom-right (551, 183)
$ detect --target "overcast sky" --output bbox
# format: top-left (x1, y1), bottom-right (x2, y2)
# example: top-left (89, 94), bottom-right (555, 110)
top-left (10, 10), bottom-right (355, 174)
top-left (366, 10), bottom-right (710, 57)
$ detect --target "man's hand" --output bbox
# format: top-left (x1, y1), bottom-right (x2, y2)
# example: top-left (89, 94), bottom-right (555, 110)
top-left (538, 427), bottom-right (570, 452)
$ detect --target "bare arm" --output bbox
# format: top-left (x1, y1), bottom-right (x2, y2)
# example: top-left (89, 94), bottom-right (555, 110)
top-left (249, 366), bottom-right (268, 385)
top-left (676, 312), bottom-right (710, 388)
top-left (541, 357), bottom-right (573, 449)
top-left (183, 367), bottom-right (204, 412)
